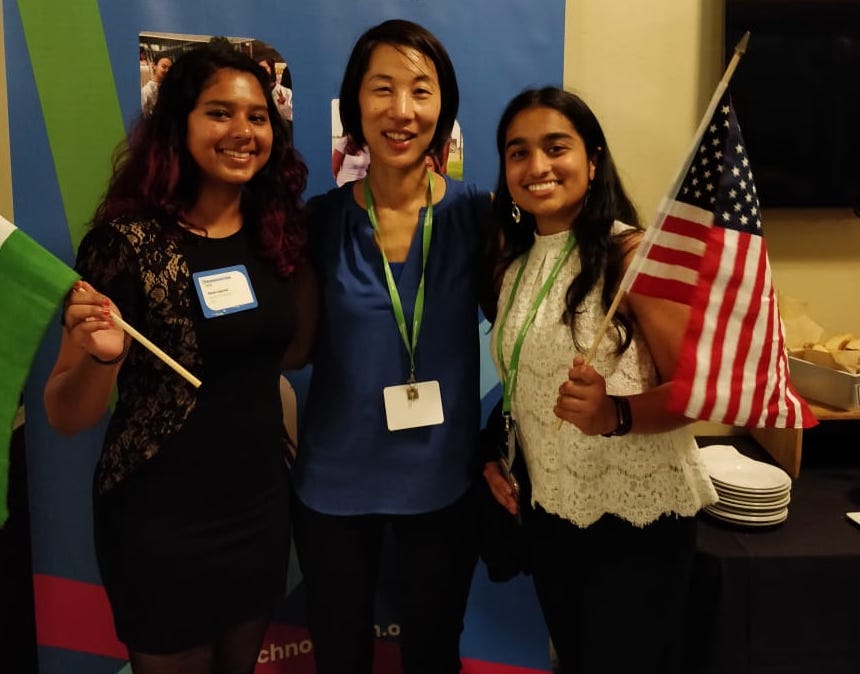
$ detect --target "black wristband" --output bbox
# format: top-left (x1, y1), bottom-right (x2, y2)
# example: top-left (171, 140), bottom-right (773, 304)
top-left (90, 338), bottom-right (130, 366)
top-left (602, 395), bottom-right (632, 437)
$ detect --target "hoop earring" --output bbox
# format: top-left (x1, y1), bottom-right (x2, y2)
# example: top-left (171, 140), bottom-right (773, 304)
top-left (511, 201), bottom-right (521, 224)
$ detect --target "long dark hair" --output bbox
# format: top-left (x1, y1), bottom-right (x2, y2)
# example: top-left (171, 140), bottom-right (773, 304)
top-left (490, 87), bottom-right (641, 353)
top-left (338, 19), bottom-right (459, 160)
top-left (93, 39), bottom-right (307, 276)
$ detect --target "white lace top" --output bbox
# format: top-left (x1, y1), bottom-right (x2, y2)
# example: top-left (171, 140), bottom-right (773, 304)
top-left (491, 227), bottom-right (717, 527)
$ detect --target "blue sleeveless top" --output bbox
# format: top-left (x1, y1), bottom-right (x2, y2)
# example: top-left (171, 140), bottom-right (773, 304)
top-left (294, 177), bottom-right (491, 515)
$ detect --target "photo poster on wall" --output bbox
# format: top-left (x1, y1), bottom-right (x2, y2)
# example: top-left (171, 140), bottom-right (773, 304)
top-left (4, 0), bottom-right (564, 672)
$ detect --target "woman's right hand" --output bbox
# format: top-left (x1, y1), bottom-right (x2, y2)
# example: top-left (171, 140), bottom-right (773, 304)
top-left (483, 461), bottom-right (519, 516)
top-left (63, 280), bottom-right (127, 362)
top-left (45, 281), bottom-right (128, 434)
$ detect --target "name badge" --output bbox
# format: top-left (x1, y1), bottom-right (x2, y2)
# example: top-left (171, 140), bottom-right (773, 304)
top-left (193, 265), bottom-right (258, 318)
top-left (382, 380), bottom-right (444, 431)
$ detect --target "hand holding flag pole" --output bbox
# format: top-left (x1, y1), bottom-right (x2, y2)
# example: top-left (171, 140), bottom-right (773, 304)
top-left (68, 281), bottom-right (202, 388)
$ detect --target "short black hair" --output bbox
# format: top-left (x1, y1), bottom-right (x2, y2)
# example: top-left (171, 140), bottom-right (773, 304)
top-left (338, 19), bottom-right (458, 159)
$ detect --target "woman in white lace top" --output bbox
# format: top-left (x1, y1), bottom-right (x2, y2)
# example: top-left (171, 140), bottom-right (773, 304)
top-left (483, 87), bottom-right (717, 674)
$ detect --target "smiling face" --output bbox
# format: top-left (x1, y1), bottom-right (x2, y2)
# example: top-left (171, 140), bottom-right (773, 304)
top-left (357, 43), bottom-right (441, 172)
top-left (504, 106), bottom-right (595, 235)
top-left (186, 68), bottom-right (273, 193)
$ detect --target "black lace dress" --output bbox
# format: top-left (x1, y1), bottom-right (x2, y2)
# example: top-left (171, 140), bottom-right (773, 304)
top-left (79, 222), bottom-right (294, 653)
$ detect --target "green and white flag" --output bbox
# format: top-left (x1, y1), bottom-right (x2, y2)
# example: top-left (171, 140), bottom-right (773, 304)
top-left (0, 215), bottom-right (79, 525)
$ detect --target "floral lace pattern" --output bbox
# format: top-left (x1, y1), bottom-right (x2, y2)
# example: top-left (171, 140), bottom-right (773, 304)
top-left (491, 226), bottom-right (717, 527)
top-left (76, 219), bottom-right (201, 492)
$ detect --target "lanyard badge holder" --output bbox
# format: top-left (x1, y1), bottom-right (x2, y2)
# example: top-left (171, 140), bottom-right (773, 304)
top-left (499, 412), bottom-right (522, 521)
top-left (367, 173), bottom-right (445, 431)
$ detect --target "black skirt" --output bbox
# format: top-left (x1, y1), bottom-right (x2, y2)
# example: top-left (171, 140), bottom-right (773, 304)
top-left (93, 427), bottom-right (291, 654)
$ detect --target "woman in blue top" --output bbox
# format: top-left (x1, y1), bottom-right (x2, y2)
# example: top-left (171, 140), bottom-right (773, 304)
top-left (292, 19), bottom-right (491, 674)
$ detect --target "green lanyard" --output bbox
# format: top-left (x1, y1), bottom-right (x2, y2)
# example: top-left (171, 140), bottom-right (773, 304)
top-left (364, 171), bottom-right (434, 386)
top-left (495, 234), bottom-right (578, 416)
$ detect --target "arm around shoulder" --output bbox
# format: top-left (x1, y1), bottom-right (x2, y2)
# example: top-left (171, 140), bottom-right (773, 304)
top-left (281, 261), bottom-right (320, 370)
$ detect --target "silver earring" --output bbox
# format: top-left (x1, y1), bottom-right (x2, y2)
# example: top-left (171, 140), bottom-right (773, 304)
top-left (511, 201), bottom-right (521, 224)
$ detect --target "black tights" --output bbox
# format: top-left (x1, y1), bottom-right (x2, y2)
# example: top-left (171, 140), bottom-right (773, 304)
top-left (127, 616), bottom-right (269, 674)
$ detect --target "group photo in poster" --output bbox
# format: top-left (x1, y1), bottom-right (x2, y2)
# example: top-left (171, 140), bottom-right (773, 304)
top-left (139, 31), bottom-right (294, 143)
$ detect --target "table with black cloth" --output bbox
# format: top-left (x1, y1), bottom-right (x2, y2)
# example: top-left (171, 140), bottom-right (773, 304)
top-left (684, 425), bottom-right (860, 674)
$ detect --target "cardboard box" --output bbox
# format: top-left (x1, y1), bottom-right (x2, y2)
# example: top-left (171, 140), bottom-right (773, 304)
top-left (789, 356), bottom-right (860, 410)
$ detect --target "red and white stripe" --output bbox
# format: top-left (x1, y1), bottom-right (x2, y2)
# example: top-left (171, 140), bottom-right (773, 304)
top-left (623, 199), bottom-right (710, 305)
top-left (657, 204), bottom-right (815, 428)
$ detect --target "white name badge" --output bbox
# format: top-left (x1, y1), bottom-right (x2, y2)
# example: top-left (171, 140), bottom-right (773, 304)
top-left (382, 380), bottom-right (445, 431)
top-left (193, 265), bottom-right (258, 318)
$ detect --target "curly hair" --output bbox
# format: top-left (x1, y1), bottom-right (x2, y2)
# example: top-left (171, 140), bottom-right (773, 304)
top-left (93, 39), bottom-right (307, 276)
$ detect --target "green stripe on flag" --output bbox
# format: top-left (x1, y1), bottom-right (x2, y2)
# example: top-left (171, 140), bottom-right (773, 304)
top-left (0, 216), bottom-right (79, 525)
top-left (18, 0), bottom-right (125, 248)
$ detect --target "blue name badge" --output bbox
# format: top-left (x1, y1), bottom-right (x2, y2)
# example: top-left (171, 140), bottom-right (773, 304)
top-left (193, 265), bottom-right (258, 318)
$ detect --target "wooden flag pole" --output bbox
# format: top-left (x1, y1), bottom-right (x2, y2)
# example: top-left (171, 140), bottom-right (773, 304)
top-left (110, 311), bottom-right (202, 388)
top-left (556, 32), bottom-right (750, 429)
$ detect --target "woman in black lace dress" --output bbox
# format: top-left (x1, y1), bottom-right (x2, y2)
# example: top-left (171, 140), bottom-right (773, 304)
top-left (44, 41), bottom-right (314, 674)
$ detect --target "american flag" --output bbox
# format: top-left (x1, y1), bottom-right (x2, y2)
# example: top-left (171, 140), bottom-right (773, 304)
top-left (621, 94), bottom-right (816, 428)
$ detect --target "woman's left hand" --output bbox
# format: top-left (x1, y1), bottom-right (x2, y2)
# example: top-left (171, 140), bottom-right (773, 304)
top-left (554, 356), bottom-right (616, 435)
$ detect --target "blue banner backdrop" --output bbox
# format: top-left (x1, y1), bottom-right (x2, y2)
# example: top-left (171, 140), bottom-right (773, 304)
top-left (5, 1), bottom-right (565, 672)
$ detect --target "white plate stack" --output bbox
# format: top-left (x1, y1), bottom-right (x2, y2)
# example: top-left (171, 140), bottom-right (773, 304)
top-left (699, 445), bottom-right (792, 527)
